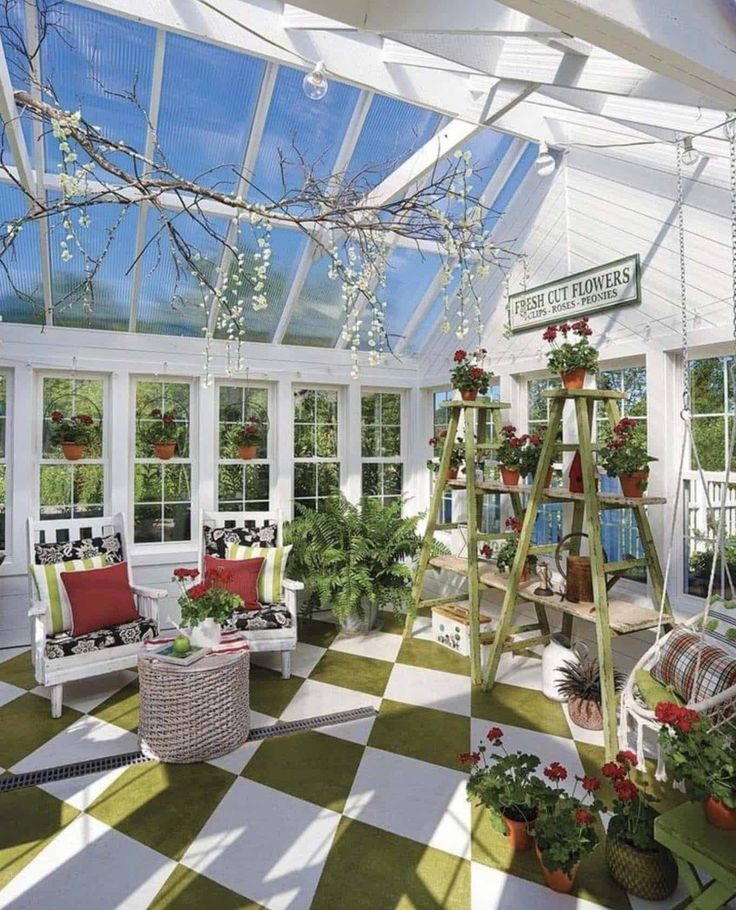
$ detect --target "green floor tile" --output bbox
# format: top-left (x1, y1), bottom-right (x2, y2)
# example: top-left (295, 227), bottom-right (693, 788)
top-left (297, 619), bottom-right (338, 649)
top-left (88, 760), bottom-right (235, 861)
top-left (369, 699), bottom-right (470, 772)
top-left (377, 610), bottom-right (406, 635)
top-left (312, 816), bottom-right (470, 910)
top-left (397, 638), bottom-right (470, 677)
top-left (0, 693), bottom-right (81, 768)
top-left (91, 679), bottom-right (140, 732)
top-left (471, 683), bottom-right (571, 739)
top-left (249, 665), bottom-right (304, 717)
top-left (242, 729), bottom-right (364, 812)
top-left (0, 786), bottom-right (78, 890)
top-left (150, 865), bottom-right (265, 909)
top-left (309, 649), bottom-right (392, 698)
top-left (0, 651), bottom-right (37, 690)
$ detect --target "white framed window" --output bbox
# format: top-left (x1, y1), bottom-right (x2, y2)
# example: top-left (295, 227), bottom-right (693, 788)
top-left (361, 390), bottom-right (403, 505)
top-left (132, 378), bottom-right (193, 544)
top-left (0, 371), bottom-right (8, 551)
top-left (38, 373), bottom-right (106, 521)
top-left (293, 387), bottom-right (341, 513)
top-left (217, 382), bottom-right (271, 511)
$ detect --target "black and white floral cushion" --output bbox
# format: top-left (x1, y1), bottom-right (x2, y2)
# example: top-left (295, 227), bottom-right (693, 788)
top-left (203, 523), bottom-right (278, 557)
top-left (232, 604), bottom-right (292, 632)
top-left (34, 533), bottom-right (124, 566)
top-left (44, 617), bottom-right (158, 660)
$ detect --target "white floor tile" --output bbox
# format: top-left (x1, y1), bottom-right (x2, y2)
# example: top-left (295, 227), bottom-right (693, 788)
top-left (330, 630), bottom-right (403, 663)
top-left (411, 615), bottom-right (435, 641)
top-left (488, 652), bottom-right (544, 690)
top-left (0, 646), bottom-right (28, 664)
top-left (279, 679), bottom-right (380, 745)
top-left (31, 670), bottom-right (137, 714)
top-left (251, 642), bottom-right (326, 678)
top-left (0, 813), bottom-right (175, 910)
top-left (471, 861), bottom-right (602, 910)
top-left (0, 679), bottom-right (24, 707)
top-left (208, 710), bottom-right (277, 774)
top-left (384, 663), bottom-right (471, 716)
top-left (344, 746), bottom-right (471, 859)
top-left (181, 777), bottom-right (340, 910)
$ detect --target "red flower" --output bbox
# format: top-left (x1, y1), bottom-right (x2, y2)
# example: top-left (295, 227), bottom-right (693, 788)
top-left (613, 778), bottom-right (639, 802)
top-left (602, 762), bottom-right (626, 780)
top-left (529, 434), bottom-right (542, 446)
top-left (510, 438), bottom-right (522, 447)
top-left (173, 567), bottom-right (199, 580)
top-left (187, 582), bottom-right (209, 600)
top-left (581, 775), bottom-right (601, 792)
top-left (654, 702), bottom-right (700, 734)
top-left (542, 326), bottom-right (557, 342)
top-left (459, 751), bottom-right (481, 765)
top-left (616, 750), bottom-right (638, 767)
top-left (502, 424), bottom-right (516, 435)
top-left (558, 322), bottom-right (571, 336)
top-left (151, 408), bottom-right (162, 417)
top-left (50, 411), bottom-right (63, 422)
top-left (453, 350), bottom-right (467, 363)
top-left (470, 367), bottom-right (485, 380)
top-left (162, 414), bottom-right (174, 425)
top-left (487, 727), bottom-right (504, 743)
top-left (544, 762), bottom-right (567, 781)
top-left (480, 543), bottom-right (493, 558)
top-left (575, 808), bottom-right (593, 826)
top-left (505, 516), bottom-right (522, 533)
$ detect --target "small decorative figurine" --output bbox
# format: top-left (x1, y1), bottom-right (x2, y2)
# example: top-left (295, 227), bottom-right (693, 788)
top-left (534, 560), bottom-right (554, 597)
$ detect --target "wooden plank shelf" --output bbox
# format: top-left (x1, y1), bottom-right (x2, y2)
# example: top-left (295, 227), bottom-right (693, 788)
top-left (543, 388), bottom-right (626, 400)
top-left (442, 399), bottom-right (510, 410)
top-left (446, 480), bottom-right (666, 508)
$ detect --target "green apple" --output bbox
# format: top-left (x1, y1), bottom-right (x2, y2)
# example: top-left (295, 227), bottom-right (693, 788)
top-left (173, 634), bottom-right (191, 656)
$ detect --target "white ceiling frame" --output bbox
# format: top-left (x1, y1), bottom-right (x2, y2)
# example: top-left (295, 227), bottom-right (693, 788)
top-left (127, 29), bottom-right (166, 333)
top-left (0, 41), bottom-right (34, 195)
top-left (205, 61), bottom-right (279, 337)
top-left (22, 0), bottom-right (54, 325)
top-left (271, 89), bottom-right (374, 345)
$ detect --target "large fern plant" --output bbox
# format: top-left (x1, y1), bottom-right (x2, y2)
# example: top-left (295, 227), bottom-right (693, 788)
top-left (285, 495), bottom-right (443, 624)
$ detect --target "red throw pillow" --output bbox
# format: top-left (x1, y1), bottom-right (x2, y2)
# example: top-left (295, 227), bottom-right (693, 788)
top-left (61, 562), bottom-right (140, 637)
top-left (205, 554), bottom-right (264, 611)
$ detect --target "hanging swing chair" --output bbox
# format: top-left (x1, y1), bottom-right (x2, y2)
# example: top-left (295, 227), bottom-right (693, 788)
top-left (618, 133), bottom-right (736, 773)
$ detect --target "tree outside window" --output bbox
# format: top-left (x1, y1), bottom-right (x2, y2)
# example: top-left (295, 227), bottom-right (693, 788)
top-left (361, 391), bottom-right (403, 505)
top-left (218, 384), bottom-right (270, 511)
top-left (293, 388), bottom-right (340, 513)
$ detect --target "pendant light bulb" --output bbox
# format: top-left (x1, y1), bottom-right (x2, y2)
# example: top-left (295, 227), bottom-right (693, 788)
top-left (681, 136), bottom-right (700, 167)
top-left (535, 141), bottom-right (556, 177)
top-left (303, 61), bottom-right (328, 100)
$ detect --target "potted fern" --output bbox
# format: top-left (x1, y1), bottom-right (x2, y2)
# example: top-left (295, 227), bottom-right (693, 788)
top-left (557, 658), bottom-right (625, 730)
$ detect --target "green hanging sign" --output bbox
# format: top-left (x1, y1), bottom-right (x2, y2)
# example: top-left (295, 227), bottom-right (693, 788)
top-left (507, 254), bottom-right (641, 334)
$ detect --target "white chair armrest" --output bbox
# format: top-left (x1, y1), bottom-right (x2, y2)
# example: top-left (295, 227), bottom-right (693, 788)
top-left (283, 578), bottom-right (304, 592)
top-left (132, 586), bottom-right (167, 624)
top-left (28, 600), bottom-right (47, 618)
top-left (130, 585), bottom-right (168, 600)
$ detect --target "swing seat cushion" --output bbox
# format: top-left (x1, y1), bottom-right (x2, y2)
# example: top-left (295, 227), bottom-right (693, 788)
top-left (651, 628), bottom-right (736, 704)
top-left (634, 668), bottom-right (683, 710)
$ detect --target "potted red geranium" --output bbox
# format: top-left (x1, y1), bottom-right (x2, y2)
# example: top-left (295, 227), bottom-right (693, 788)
top-left (450, 349), bottom-right (493, 401)
top-left (598, 417), bottom-right (655, 498)
top-left (497, 424), bottom-right (524, 485)
top-left (543, 318), bottom-right (599, 389)
top-left (144, 408), bottom-right (181, 460)
top-left (174, 565), bottom-right (243, 648)
top-left (49, 411), bottom-right (96, 460)
top-left (428, 430), bottom-right (465, 480)
top-left (487, 516), bottom-right (537, 583)
top-left (233, 415), bottom-right (262, 459)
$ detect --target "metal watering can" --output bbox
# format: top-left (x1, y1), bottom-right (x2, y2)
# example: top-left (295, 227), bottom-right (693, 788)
top-left (554, 532), bottom-right (629, 605)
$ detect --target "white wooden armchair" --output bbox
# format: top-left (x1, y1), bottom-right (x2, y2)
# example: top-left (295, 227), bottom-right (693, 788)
top-left (199, 510), bottom-right (302, 678)
top-left (28, 513), bottom-right (166, 717)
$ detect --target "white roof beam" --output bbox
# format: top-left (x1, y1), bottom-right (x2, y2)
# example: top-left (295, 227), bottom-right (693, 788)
top-left (0, 37), bottom-right (34, 195)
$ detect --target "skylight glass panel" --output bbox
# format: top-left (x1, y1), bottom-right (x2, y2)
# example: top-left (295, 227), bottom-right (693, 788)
top-left (49, 197), bottom-right (137, 330)
top-left (282, 253), bottom-right (345, 347)
top-left (136, 208), bottom-right (229, 336)
top-left (345, 96), bottom-right (441, 190)
top-left (370, 247), bottom-right (440, 349)
top-left (249, 65), bottom-right (359, 203)
top-left (41, 4), bottom-right (155, 177)
top-left (0, 181), bottom-right (44, 324)
top-left (434, 129), bottom-right (514, 220)
top-left (155, 35), bottom-right (264, 194)
top-left (486, 143), bottom-right (539, 231)
top-left (215, 225), bottom-right (308, 343)
top-left (406, 271), bottom-right (461, 354)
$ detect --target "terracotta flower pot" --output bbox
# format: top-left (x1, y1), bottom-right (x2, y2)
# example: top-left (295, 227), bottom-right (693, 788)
top-left (500, 466), bottom-right (520, 486)
top-left (606, 836), bottom-right (678, 901)
top-left (460, 389), bottom-right (478, 401)
top-left (446, 468), bottom-right (459, 481)
top-left (154, 442), bottom-right (176, 461)
top-left (567, 696), bottom-right (603, 730)
top-left (238, 444), bottom-right (258, 460)
top-left (520, 562), bottom-right (532, 584)
top-left (60, 443), bottom-right (85, 461)
top-left (560, 368), bottom-right (586, 389)
top-left (704, 796), bottom-right (736, 830)
top-left (500, 808), bottom-right (535, 852)
top-left (535, 845), bottom-right (578, 894)
top-left (619, 471), bottom-right (649, 498)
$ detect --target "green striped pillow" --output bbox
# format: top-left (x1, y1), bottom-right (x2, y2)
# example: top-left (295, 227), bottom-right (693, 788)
top-left (228, 544), bottom-right (292, 605)
top-left (30, 556), bottom-right (107, 635)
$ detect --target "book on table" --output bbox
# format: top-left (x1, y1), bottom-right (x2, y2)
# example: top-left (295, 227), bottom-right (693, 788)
top-left (151, 643), bottom-right (210, 665)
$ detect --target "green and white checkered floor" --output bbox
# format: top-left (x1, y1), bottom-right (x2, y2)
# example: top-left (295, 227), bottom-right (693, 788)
top-left (0, 610), bottom-right (692, 910)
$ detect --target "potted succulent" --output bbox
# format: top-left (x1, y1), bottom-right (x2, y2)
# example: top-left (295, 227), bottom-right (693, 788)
top-left (144, 408), bottom-right (181, 460)
top-left (534, 763), bottom-right (602, 893)
top-left (656, 701), bottom-right (736, 830)
top-left (450, 348), bottom-right (493, 401)
top-left (543, 318), bottom-right (599, 389)
top-left (174, 565), bottom-right (243, 648)
top-left (556, 658), bottom-right (625, 730)
top-left (233, 415), bottom-right (262, 459)
top-left (49, 410), bottom-right (95, 460)
top-left (602, 750), bottom-right (678, 900)
top-left (428, 430), bottom-right (465, 480)
top-left (598, 417), bottom-right (654, 498)
top-left (497, 424), bottom-right (524, 485)
top-left (462, 726), bottom-right (547, 852)
top-left (488, 516), bottom-right (536, 582)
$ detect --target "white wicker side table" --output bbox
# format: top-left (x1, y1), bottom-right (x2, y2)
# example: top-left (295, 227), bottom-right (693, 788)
top-left (137, 649), bottom-right (250, 763)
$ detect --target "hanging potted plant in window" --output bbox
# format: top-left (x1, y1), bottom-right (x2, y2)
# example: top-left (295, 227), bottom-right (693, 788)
top-left (598, 417), bottom-right (655, 498)
top-left (233, 415), bottom-right (262, 460)
top-left (497, 424), bottom-right (524, 485)
top-left (49, 411), bottom-right (95, 461)
top-left (487, 516), bottom-right (537, 582)
top-left (145, 408), bottom-right (181, 460)
top-left (450, 348), bottom-right (493, 401)
top-left (543, 318), bottom-right (599, 389)
top-left (427, 430), bottom-right (465, 480)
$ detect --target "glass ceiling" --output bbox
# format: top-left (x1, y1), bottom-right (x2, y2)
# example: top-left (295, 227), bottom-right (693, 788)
top-left (0, 0), bottom-right (536, 352)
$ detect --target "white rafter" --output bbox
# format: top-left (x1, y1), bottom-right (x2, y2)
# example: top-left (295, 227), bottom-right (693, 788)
top-left (0, 39), bottom-right (33, 194)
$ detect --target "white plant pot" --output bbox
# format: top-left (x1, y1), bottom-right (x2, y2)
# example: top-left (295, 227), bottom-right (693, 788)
top-left (541, 633), bottom-right (588, 702)
top-left (190, 618), bottom-right (222, 649)
top-left (340, 598), bottom-right (379, 634)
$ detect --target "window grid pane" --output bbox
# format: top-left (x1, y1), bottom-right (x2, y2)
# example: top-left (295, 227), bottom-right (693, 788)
top-left (361, 391), bottom-right (403, 503)
top-left (293, 388), bottom-right (340, 512)
top-left (217, 384), bottom-right (270, 511)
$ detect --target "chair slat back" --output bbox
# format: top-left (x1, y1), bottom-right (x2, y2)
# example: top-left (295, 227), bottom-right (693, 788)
top-left (27, 512), bottom-right (132, 583)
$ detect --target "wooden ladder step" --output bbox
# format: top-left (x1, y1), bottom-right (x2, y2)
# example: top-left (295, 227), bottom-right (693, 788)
top-left (603, 557), bottom-right (648, 573)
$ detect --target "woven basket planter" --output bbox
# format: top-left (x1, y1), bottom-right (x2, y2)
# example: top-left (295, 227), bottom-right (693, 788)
top-left (138, 650), bottom-right (250, 763)
top-left (605, 837), bottom-right (678, 901)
